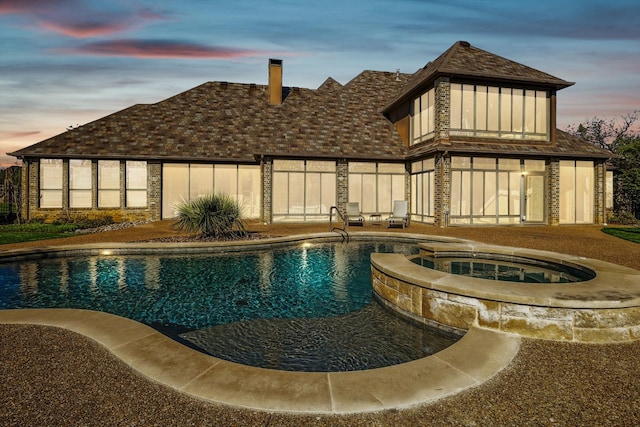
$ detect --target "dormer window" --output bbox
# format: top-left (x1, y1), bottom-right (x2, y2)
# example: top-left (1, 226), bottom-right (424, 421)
top-left (450, 84), bottom-right (549, 141)
top-left (410, 87), bottom-right (435, 145)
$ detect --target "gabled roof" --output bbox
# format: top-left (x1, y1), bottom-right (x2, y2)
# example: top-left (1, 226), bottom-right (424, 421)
top-left (10, 71), bottom-right (412, 162)
top-left (384, 41), bottom-right (574, 113)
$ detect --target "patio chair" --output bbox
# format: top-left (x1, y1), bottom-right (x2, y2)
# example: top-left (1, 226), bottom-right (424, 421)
top-left (345, 202), bottom-right (364, 226)
top-left (386, 200), bottom-right (409, 228)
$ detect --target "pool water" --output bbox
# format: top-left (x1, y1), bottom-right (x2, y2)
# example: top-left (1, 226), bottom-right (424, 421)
top-left (0, 241), bottom-right (460, 372)
top-left (411, 254), bottom-right (594, 283)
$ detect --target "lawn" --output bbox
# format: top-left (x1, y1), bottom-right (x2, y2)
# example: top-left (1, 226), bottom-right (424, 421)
top-left (602, 227), bottom-right (640, 244)
top-left (0, 223), bottom-right (78, 245)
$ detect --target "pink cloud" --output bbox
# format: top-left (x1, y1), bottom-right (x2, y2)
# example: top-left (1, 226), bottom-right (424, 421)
top-left (0, 0), bottom-right (170, 38)
top-left (0, 130), bottom-right (41, 142)
top-left (60, 40), bottom-right (266, 59)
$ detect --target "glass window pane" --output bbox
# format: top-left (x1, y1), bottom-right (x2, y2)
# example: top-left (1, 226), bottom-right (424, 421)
top-left (476, 86), bottom-right (487, 131)
top-left (127, 191), bottom-right (147, 208)
top-left (126, 161), bottom-right (147, 189)
top-left (473, 158), bottom-right (495, 170)
top-left (162, 164), bottom-right (189, 218)
top-left (536, 91), bottom-right (548, 135)
top-left (378, 163), bottom-right (405, 174)
top-left (499, 172), bottom-right (509, 215)
top-left (98, 160), bottom-right (120, 208)
top-left (451, 157), bottom-right (471, 169)
top-left (305, 173), bottom-right (321, 212)
top-left (473, 171), bottom-right (484, 215)
top-left (348, 174), bottom-right (363, 206)
top-left (461, 171), bottom-right (471, 215)
top-left (41, 159), bottom-right (63, 189)
top-left (214, 165), bottom-right (237, 197)
top-left (99, 160), bottom-right (119, 189)
top-left (462, 85), bottom-right (474, 130)
top-left (412, 97), bottom-right (421, 140)
top-left (525, 160), bottom-right (545, 172)
top-left (41, 190), bottom-right (62, 208)
top-left (524, 90), bottom-right (536, 133)
top-left (450, 84), bottom-right (462, 129)
top-left (428, 89), bottom-right (435, 134)
top-left (510, 171), bottom-right (521, 215)
top-left (238, 166), bottom-right (261, 218)
top-left (576, 161), bottom-right (593, 223)
top-left (499, 158), bottom-right (521, 171)
top-left (451, 171), bottom-right (461, 216)
top-left (428, 172), bottom-right (435, 216)
top-left (70, 190), bottom-right (91, 208)
top-left (487, 87), bottom-right (500, 131)
top-left (423, 158), bottom-right (435, 170)
top-left (391, 174), bottom-right (405, 204)
top-left (320, 174), bottom-right (336, 215)
top-left (289, 172), bottom-right (305, 214)
top-left (411, 175), bottom-right (420, 215)
top-left (348, 162), bottom-right (376, 173)
top-left (378, 175), bottom-right (392, 213)
top-left (411, 161), bottom-right (423, 173)
top-left (500, 88), bottom-right (512, 132)
top-left (420, 92), bottom-right (430, 135)
top-left (484, 171), bottom-right (496, 216)
top-left (512, 89), bottom-right (523, 133)
top-left (362, 175), bottom-right (377, 212)
top-left (273, 160), bottom-right (304, 171)
top-left (559, 161), bottom-right (575, 224)
top-left (69, 159), bottom-right (91, 190)
top-left (189, 164), bottom-right (213, 199)
top-left (272, 172), bottom-right (289, 214)
top-left (306, 160), bottom-right (335, 172)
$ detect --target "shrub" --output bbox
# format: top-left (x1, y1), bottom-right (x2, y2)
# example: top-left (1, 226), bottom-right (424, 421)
top-left (607, 210), bottom-right (639, 225)
top-left (173, 193), bottom-right (247, 239)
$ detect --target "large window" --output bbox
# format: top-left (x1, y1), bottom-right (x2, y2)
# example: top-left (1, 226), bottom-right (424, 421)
top-left (411, 158), bottom-right (435, 223)
top-left (69, 159), bottom-right (92, 208)
top-left (348, 162), bottom-right (405, 214)
top-left (98, 160), bottom-right (120, 208)
top-left (450, 156), bottom-right (526, 225)
top-left (411, 88), bottom-right (435, 144)
top-left (450, 84), bottom-right (548, 141)
top-left (559, 160), bottom-right (594, 224)
top-left (162, 163), bottom-right (261, 219)
top-left (273, 160), bottom-right (336, 222)
top-left (40, 159), bottom-right (63, 208)
top-left (126, 161), bottom-right (147, 208)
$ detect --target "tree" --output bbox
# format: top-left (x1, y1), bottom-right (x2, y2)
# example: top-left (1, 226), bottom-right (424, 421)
top-left (567, 110), bottom-right (640, 220)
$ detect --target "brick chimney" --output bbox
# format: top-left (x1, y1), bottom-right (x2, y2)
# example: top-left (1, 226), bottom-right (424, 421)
top-left (268, 59), bottom-right (283, 105)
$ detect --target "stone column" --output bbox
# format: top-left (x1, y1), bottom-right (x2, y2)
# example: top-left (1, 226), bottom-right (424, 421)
top-left (434, 153), bottom-right (451, 227)
top-left (336, 159), bottom-right (348, 213)
top-left (548, 159), bottom-right (560, 225)
top-left (594, 161), bottom-right (606, 225)
top-left (434, 77), bottom-right (451, 146)
top-left (261, 157), bottom-right (272, 223)
top-left (148, 161), bottom-right (162, 221)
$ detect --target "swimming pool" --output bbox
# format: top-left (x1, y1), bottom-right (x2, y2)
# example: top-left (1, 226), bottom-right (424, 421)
top-left (0, 240), bottom-right (460, 372)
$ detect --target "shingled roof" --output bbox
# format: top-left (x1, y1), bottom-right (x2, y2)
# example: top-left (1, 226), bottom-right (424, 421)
top-left (11, 70), bottom-right (411, 162)
top-left (384, 41), bottom-right (574, 113)
top-left (407, 129), bottom-right (612, 160)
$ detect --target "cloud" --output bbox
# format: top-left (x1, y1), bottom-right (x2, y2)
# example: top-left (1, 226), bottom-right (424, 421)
top-left (59, 39), bottom-right (270, 59)
top-left (0, 0), bottom-right (171, 38)
top-left (0, 130), bottom-right (41, 142)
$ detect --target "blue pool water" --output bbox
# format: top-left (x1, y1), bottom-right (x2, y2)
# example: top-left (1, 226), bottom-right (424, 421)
top-left (0, 241), bottom-right (460, 372)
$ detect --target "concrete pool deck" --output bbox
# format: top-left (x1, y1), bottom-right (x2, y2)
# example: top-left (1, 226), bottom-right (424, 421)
top-left (2, 221), bottom-right (640, 425)
top-left (0, 308), bottom-right (519, 413)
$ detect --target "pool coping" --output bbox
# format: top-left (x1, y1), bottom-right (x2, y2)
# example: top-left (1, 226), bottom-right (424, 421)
top-left (0, 308), bottom-right (520, 413)
top-left (0, 232), bottom-right (521, 413)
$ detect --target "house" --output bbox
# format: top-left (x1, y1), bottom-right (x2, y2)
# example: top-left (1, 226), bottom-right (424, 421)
top-left (9, 41), bottom-right (612, 226)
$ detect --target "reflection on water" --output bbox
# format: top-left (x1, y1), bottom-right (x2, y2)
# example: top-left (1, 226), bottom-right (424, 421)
top-left (0, 241), bottom-right (463, 371)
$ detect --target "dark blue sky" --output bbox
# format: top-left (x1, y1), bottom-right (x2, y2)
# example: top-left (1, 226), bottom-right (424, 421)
top-left (1, 0), bottom-right (639, 166)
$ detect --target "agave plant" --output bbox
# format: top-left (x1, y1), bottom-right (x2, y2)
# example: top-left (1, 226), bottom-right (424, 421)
top-left (173, 193), bottom-right (247, 239)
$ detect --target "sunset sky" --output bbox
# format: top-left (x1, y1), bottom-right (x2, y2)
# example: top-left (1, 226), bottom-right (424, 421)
top-left (1, 0), bottom-right (639, 167)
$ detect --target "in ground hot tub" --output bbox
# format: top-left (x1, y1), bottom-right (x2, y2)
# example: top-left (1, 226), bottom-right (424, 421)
top-left (371, 242), bottom-right (640, 343)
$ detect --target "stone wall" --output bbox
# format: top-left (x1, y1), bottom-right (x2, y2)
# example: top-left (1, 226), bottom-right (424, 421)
top-left (371, 261), bottom-right (640, 343)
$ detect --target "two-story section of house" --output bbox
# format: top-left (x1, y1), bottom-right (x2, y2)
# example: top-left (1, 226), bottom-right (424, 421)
top-left (384, 41), bottom-right (611, 226)
top-left (9, 41), bottom-right (612, 226)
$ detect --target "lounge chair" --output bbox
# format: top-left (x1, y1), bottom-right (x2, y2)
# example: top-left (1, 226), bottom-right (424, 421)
top-left (386, 200), bottom-right (409, 228)
top-left (345, 202), bottom-right (364, 226)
